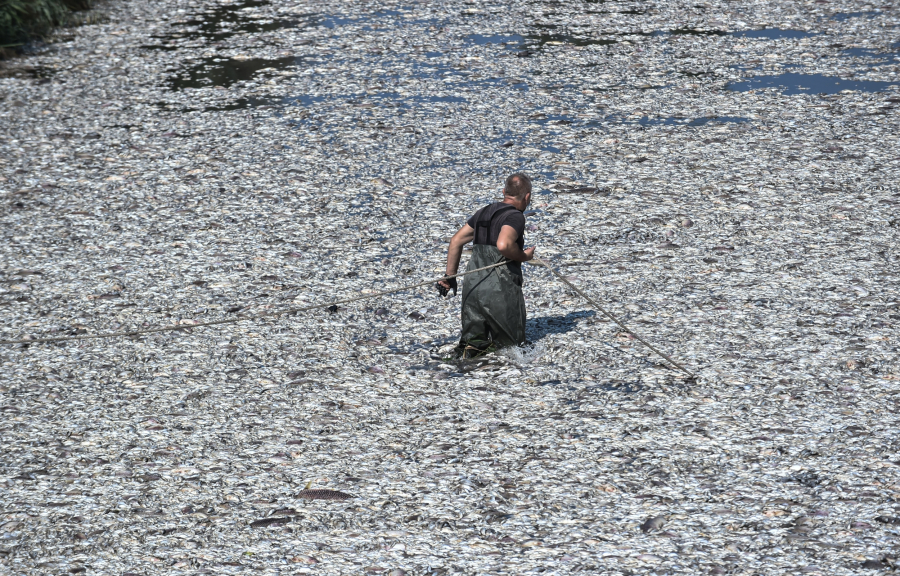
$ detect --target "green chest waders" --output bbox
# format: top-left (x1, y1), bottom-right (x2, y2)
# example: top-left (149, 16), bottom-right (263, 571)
top-left (458, 205), bottom-right (527, 354)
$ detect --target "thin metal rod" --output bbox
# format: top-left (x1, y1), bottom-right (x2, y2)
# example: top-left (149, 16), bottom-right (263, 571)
top-left (533, 258), bottom-right (696, 378)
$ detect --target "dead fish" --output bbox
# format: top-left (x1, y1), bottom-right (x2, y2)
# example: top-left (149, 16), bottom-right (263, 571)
top-left (297, 489), bottom-right (353, 501)
top-left (250, 517), bottom-right (291, 528)
top-left (558, 186), bottom-right (600, 194)
top-left (640, 516), bottom-right (665, 533)
top-left (636, 553), bottom-right (662, 562)
top-left (372, 177), bottom-right (393, 187)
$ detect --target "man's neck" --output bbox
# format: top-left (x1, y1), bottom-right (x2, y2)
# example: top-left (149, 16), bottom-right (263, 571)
top-left (501, 197), bottom-right (522, 211)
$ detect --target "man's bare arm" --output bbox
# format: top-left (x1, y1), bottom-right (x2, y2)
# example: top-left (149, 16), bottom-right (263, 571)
top-left (443, 223), bottom-right (475, 280)
top-left (496, 225), bottom-right (535, 262)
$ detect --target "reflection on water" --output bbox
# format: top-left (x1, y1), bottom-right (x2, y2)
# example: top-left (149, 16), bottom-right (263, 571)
top-left (728, 73), bottom-right (895, 94)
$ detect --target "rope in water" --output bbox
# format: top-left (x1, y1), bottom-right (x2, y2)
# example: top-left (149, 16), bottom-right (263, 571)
top-left (0, 258), bottom-right (697, 378)
top-left (0, 261), bottom-right (510, 346)
top-left (532, 259), bottom-right (696, 378)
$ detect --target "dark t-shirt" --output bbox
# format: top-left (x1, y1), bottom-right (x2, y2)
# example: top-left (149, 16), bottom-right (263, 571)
top-left (467, 202), bottom-right (526, 249)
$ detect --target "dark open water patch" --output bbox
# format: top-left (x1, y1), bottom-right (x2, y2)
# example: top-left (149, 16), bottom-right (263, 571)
top-left (669, 27), bottom-right (726, 37)
top-left (468, 28), bottom-right (617, 51)
top-left (196, 93), bottom-right (326, 112)
top-left (167, 56), bottom-right (305, 90)
top-left (841, 47), bottom-right (899, 66)
top-left (527, 30), bottom-right (618, 47)
top-left (728, 73), bottom-right (896, 95)
top-left (468, 33), bottom-right (525, 46)
top-left (730, 29), bottom-right (818, 40)
top-left (321, 8), bottom-right (438, 30)
top-left (831, 11), bottom-right (881, 22)
top-left (615, 115), bottom-right (749, 127)
top-left (679, 116), bottom-right (749, 127)
top-left (143, 0), bottom-right (311, 49)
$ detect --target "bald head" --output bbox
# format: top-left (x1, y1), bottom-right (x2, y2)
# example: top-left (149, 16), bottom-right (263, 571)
top-left (503, 173), bottom-right (532, 200)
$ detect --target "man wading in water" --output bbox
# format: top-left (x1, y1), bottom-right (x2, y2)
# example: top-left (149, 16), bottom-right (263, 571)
top-left (438, 173), bottom-right (535, 358)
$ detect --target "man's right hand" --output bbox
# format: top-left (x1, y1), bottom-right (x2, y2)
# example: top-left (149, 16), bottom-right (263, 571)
top-left (437, 277), bottom-right (458, 297)
top-left (523, 247), bottom-right (536, 262)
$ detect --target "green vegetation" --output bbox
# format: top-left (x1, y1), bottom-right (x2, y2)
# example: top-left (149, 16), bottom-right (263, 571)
top-left (0, 0), bottom-right (92, 49)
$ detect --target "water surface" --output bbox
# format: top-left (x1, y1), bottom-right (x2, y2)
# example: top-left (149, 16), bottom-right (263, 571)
top-left (728, 73), bottom-right (895, 95)
top-left (730, 29), bottom-right (818, 40)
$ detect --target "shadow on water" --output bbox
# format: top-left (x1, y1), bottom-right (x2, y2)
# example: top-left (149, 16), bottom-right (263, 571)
top-left (526, 311), bottom-right (596, 342)
top-left (727, 72), bottom-right (896, 94)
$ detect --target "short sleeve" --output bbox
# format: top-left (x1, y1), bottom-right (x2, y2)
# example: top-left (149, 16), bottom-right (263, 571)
top-left (501, 211), bottom-right (526, 239)
top-left (466, 207), bottom-right (480, 229)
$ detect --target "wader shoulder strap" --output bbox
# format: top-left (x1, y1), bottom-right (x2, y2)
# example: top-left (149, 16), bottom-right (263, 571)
top-left (474, 204), bottom-right (516, 246)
